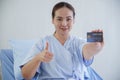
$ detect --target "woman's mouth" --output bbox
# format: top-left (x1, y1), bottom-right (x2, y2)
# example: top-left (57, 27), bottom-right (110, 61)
top-left (60, 27), bottom-right (68, 31)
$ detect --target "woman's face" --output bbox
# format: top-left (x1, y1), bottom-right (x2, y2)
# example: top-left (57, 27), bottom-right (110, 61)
top-left (52, 7), bottom-right (75, 36)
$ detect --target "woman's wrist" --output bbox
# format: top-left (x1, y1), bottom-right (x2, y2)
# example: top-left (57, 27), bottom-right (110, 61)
top-left (34, 54), bottom-right (42, 63)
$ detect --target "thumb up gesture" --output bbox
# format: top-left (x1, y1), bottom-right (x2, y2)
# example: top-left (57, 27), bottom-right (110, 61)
top-left (37, 42), bottom-right (53, 62)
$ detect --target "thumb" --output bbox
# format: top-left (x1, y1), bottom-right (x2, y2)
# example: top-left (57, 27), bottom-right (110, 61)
top-left (45, 42), bottom-right (49, 50)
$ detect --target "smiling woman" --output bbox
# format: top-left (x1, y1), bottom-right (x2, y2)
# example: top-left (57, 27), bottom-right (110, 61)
top-left (52, 2), bottom-right (75, 45)
top-left (0, 0), bottom-right (120, 80)
top-left (20, 2), bottom-right (104, 80)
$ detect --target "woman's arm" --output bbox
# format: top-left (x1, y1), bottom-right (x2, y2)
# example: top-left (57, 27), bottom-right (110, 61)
top-left (21, 42), bottom-right (53, 80)
top-left (21, 54), bottom-right (41, 80)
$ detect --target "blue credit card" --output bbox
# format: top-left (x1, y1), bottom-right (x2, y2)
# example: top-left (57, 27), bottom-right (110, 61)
top-left (87, 32), bottom-right (103, 42)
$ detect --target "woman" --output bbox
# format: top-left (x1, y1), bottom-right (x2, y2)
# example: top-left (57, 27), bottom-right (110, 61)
top-left (21, 2), bottom-right (104, 80)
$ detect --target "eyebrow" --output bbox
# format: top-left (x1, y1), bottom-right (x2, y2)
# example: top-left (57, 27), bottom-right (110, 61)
top-left (56, 16), bottom-right (72, 18)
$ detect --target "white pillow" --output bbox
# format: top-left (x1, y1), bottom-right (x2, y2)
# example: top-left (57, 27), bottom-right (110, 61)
top-left (9, 39), bottom-right (37, 79)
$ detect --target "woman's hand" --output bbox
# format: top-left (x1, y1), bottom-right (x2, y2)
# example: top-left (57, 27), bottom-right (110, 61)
top-left (83, 29), bottom-right (104, 60)
top-left (87, 29), bottom-right (104, 53)
top-left (36, 42), bottom-right (53, 62)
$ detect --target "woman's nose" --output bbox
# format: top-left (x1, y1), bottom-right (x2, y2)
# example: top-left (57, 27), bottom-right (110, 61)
top-left (62, 20), bottom-right (67, 26)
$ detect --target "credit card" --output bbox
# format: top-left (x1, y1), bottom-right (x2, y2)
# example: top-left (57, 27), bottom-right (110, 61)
top-left (87, 32), bottom-right (103, 42)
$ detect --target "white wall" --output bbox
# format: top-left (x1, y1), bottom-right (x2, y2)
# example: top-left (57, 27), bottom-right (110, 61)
top-left (0, 0), bottom-right (120, 79)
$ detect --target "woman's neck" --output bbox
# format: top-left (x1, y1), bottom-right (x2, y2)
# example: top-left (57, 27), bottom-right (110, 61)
top-left (54, 32), bottom-right (69, 45)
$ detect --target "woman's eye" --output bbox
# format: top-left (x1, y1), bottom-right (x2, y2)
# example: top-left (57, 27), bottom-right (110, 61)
top-left (57, 19), bottom-right (62, 21)
top-left (67, 19), bottom-right (71, 21)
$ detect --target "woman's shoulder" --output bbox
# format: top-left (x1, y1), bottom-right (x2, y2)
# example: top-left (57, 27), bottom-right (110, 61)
top-left (33, 35), bottom-right (53, 49)
top-left (36, 35), bottom-right (54, 44)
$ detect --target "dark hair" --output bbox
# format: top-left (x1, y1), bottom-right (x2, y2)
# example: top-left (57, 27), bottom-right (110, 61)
top-left (52, 2), bottom-right (75, 19)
